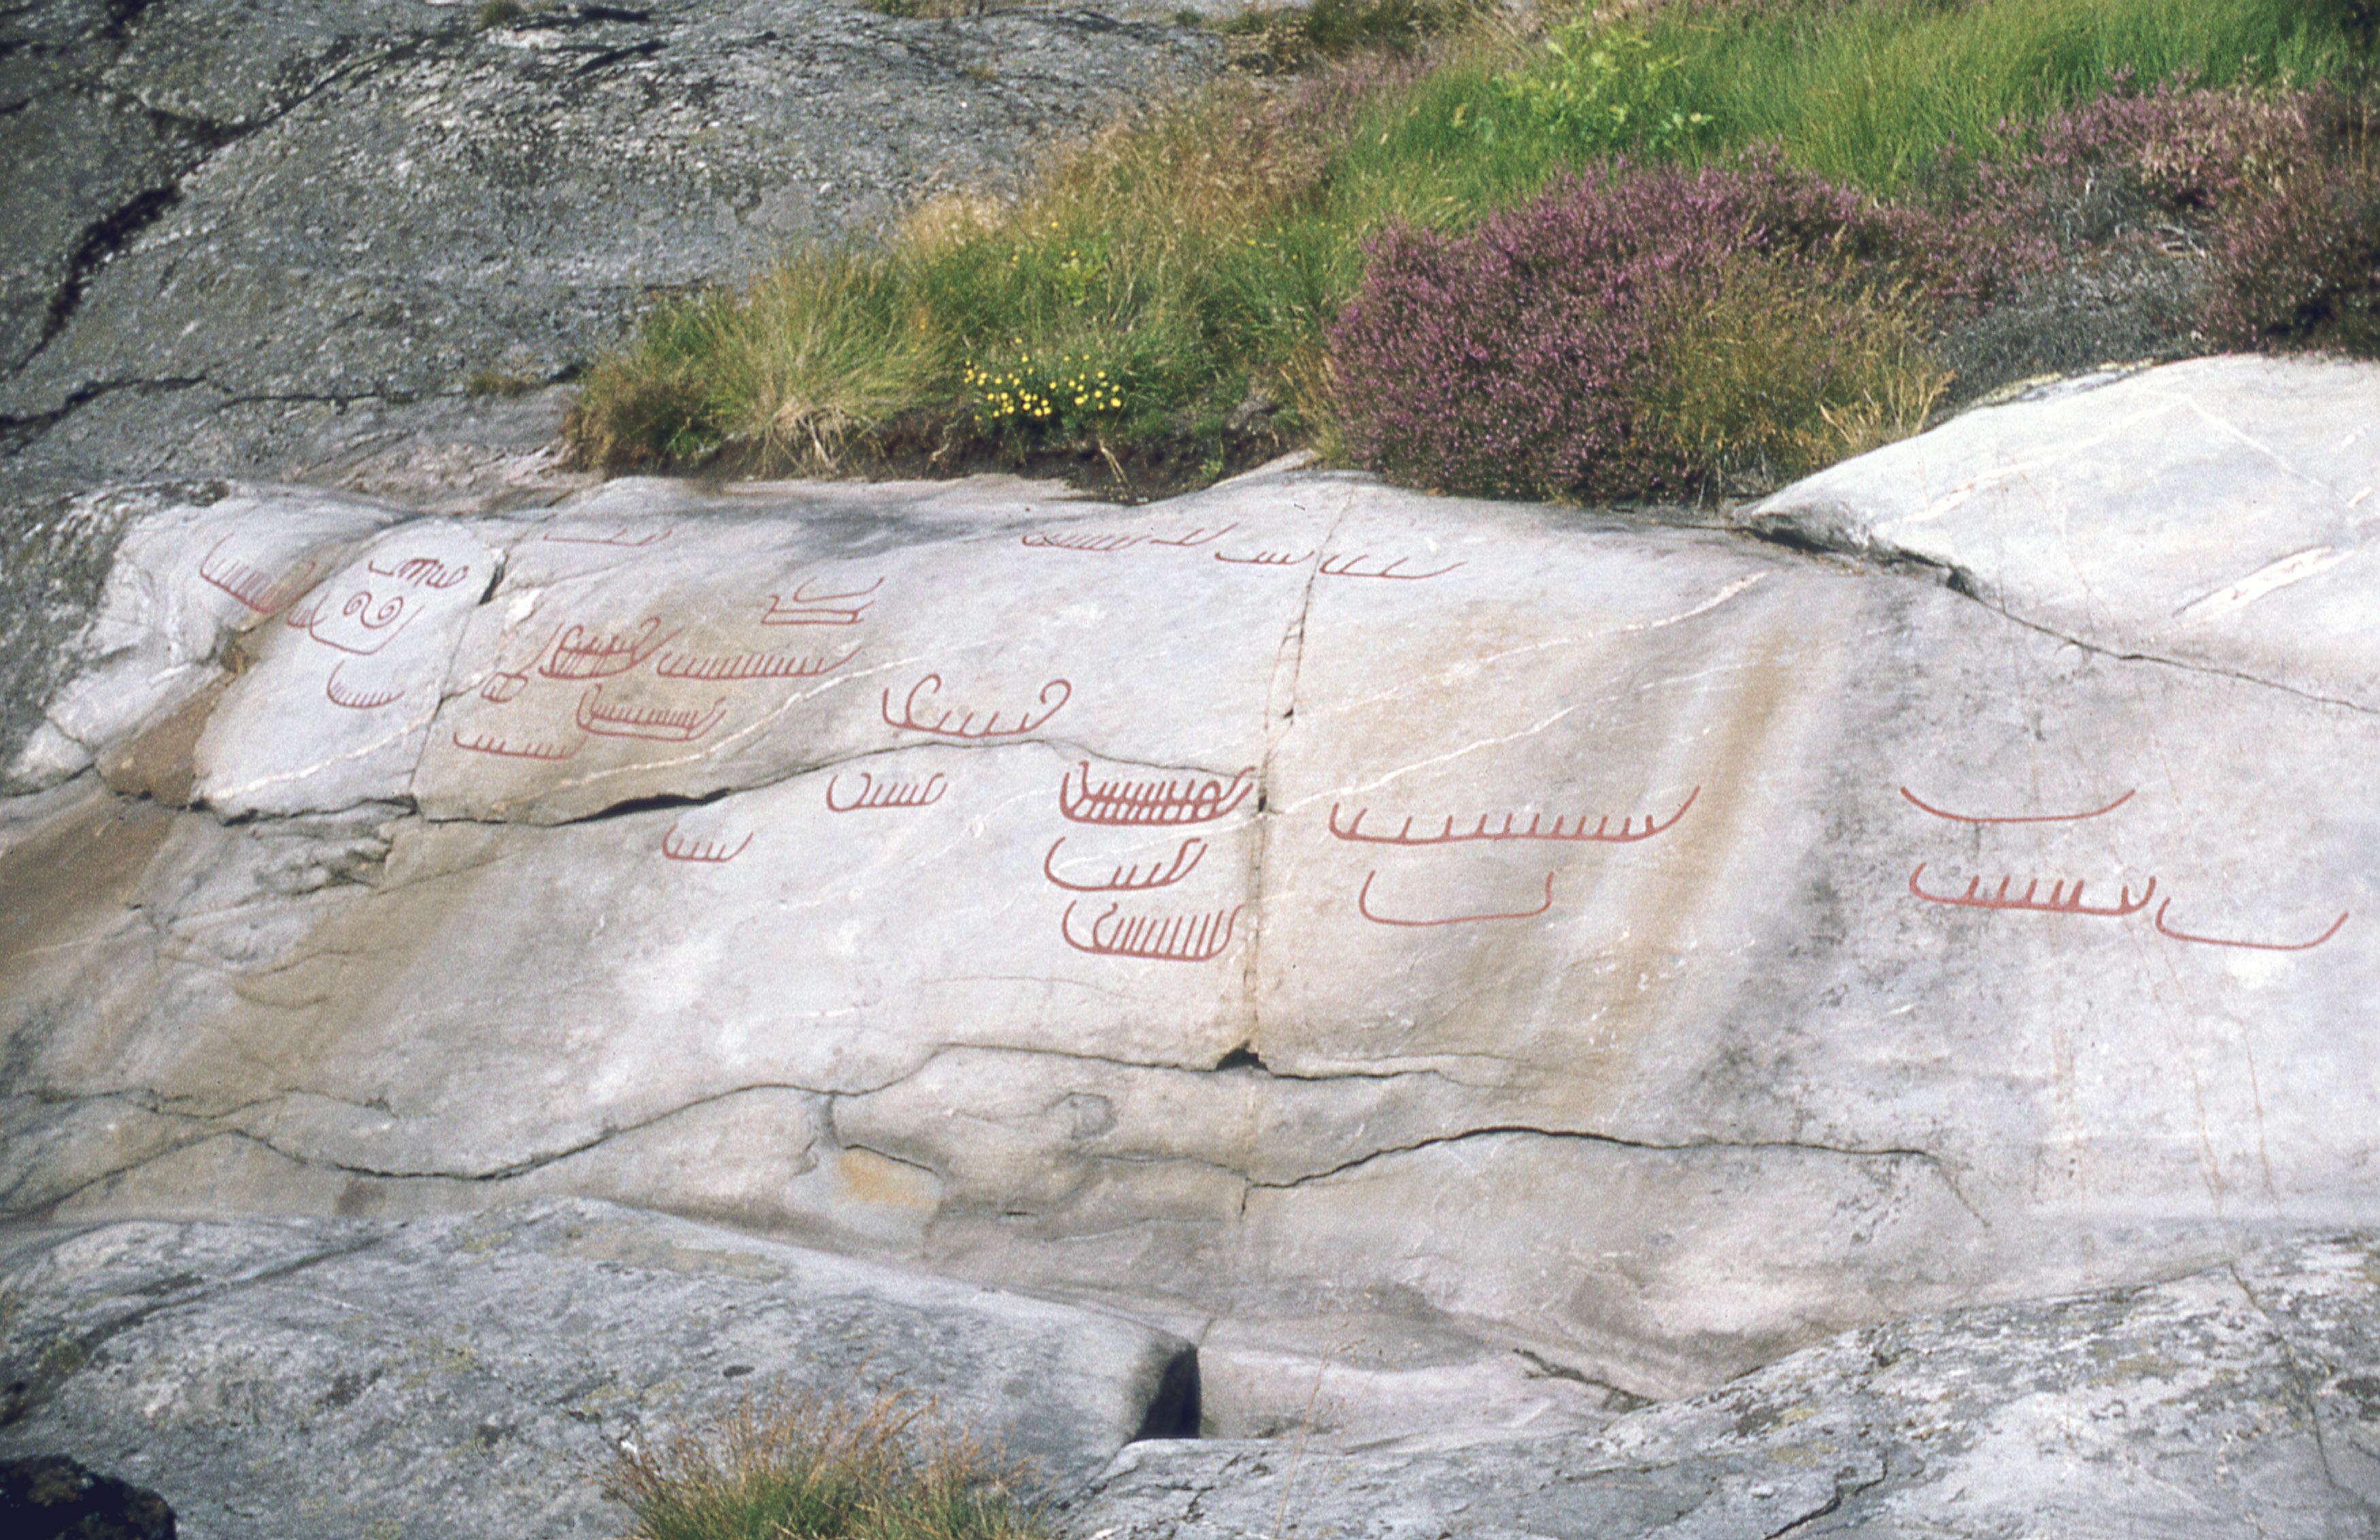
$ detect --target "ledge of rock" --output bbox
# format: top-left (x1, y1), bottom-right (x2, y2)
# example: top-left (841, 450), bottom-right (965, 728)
top-left (0, 1197), bottom-right (1197, 1539)
top-left (1061, 1230), bottom-right (2380, 1539)
top-left (4, 360), bottom-right (2379, 1463)
top-left (1747, 354), bottom-right (2380, 708)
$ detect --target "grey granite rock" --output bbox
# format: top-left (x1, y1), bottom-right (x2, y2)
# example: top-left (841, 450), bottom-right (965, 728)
top-left (6, 362), bottom-right (2380, 1432)
top-left (1059, 1231), bottom-right (2380, 1539)
top-left (0, 0), bottom-right (1222, 500)
top-left (0, 1198), bottom-right (1197, 1540)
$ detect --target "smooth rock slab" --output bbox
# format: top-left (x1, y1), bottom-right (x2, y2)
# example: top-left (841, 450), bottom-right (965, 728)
top-left (0, 1198), bottom-right (1197, 1540)
top-left (1748, 354), bottom-right (2380, 708)
top-left (5, 370), bottom-right (2380, 1412)
top-left (1060, 1231), bottom-right (2380, 1539)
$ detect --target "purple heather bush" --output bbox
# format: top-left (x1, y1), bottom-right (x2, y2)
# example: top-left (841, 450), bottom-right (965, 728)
top-left (1328, 150), bottom-right (2005, 500)
top-left (1951, 74), bottom-right (2377, 352)
top-left (1331, 76), bottom-right (2377, 503)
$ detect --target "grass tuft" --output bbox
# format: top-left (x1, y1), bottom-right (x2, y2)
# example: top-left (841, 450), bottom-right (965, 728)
top-left (562, 0), bottom-right (2380, 502)
top-left (601, 1388), bottom-right (1047, 1540)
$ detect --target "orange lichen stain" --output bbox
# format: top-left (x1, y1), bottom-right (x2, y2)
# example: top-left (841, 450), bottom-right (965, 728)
top-left (0, 785), bottom-right (176, 980)
top-left (99, 674), bottom-right (234, 806)
top-left (834, 1148), bottom-right (943, 1210)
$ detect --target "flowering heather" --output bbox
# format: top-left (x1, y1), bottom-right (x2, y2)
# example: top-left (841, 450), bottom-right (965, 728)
top-left (1327, 152), bottom-right (1982, 500)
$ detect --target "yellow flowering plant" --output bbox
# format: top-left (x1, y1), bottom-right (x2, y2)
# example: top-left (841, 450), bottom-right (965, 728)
top-left (963, 347), bottom-right (1132, 447)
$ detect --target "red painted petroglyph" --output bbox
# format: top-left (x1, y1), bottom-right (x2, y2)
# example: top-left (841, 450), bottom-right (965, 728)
top-left (539, 618), bottom-right (677, 681)
top-left (479, 671), bottom-right (530, 704)
top-left (1060, 900), bottom-right (1242, 961)
top-left (294, 589), bottom-right (414, 654)
top-left (1021, 530), bottom-right (1142, 552)
top-left (1907, 863), bottom-right (2155, 917)
top-left (653, 645), bottom-right (858, 681)
top-left (1357, 870), bottom-right (1556, 927)
top-left (1215, 549), bottom-right (1314, 567)
top-left (881, 674), bottom-right (1070, 739)
top-left (199, 537), bottom-right (319, 615)
top-left (1042, 836), bottom-right (1208, 892)
top-left (825, 771), bottom-right (948, 812)
top-left (762, 576), bottom-right (881, 627)
top-left (366, 553), bottom-right (472, 589)
top-left (541, 525), bottom-right (670, 547)
top-left (662, 825), bottom-right (755, 863)
top-left (452, 728), bottom-right (583, 761)
top-left (1146, 524), bottom-right (1238, 548)
top-left (1059, 762), bottom-right (1255, 825)
top-left (1899, 786), bottom-right (2137, 824)
top-left (575, 685), bottom-right (728, 742)
top-left (1316, 553), bottom-right (1464, 581)
top-left (324, 664), bottom-right (405, 711)
top-left (1330, 787), bottom-right (1697, 846)
top-left (2153, 898), bottom-right (2349, 952)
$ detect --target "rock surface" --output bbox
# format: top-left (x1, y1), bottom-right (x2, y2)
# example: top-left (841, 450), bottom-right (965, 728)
top-left (1060, 1229), bottom-right (2380, 1539)
top-left (0, 1198), bottom-right (1195, 1540)
top-left (1749, 354), bottom-right (2380, 711)
top-left (0, 0), bottom-right (1220, 503)
top-left (4, 359), bottom-right (2379, 1456)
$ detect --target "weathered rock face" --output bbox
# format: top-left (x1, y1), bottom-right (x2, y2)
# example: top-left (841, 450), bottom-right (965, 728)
top-left (1062, 1230), bottom-right (2380, 1539)
top-left (1750, 354), bottom-right (2380, 709)
top-left (0, 1198), bottom-right (1195, 1540)
top-left (0, 0), bottom-right (1219, 500)
top-left (4, 359), bottom-right (2378, 1441)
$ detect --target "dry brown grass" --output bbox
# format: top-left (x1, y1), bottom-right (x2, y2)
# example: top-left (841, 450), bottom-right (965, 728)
top-left (602, 1386), bottom-right (1045, 1540)
top-left (1648, 254), bottom-right (1953, 489)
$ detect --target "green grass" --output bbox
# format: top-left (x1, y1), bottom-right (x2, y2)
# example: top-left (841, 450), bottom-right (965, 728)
top-left (562, 0), bottom-right (2376, 494)
top-left (1636, 0), bottom-right (2364, 188)
top-left (600, 1388), bottom-right (1047, 1540)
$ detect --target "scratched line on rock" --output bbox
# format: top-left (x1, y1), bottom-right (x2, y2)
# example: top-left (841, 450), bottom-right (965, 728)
top-left (199, 537), bottom-right (319, 615)
top-left (1144, 523), bottom-right (1238, 548)
top-left (653, 645), bottom-right (857, 681)
top-left (1316, 553), bottom-right (1464, 581)
top-left (1059, 762), bottom-right (1254, 825)
top-left (1900, 786), bottom-right (2136, 824)
top-left (1022, 530), bottom-right (1142, 553)
top-left (2152, 900), bottom-right (2349, 952)
top-left (1893, 783), bottom-right (2347, 953)
top-left (1329, 788), bottom-right (1697, 846)
top-left (541, 525), bottom-right (670, 547)
top-left (881, 674), bottom-right (1070, 739)
top-left (1357, 870), bottom-right (1556, 927)
top-left (541, 619), bottom-right (677, 681)
top-left (1043, 836), bottom-right (1208, 893)
top-left (825, 771), bottom-right (948, 812)
top-left (1060, 900), bottom-right (1243, 961)
top-left (324, 664), bottom-right (405, 711)
top-left (661, 825), bottom-right (754, 863)
top-left (762, 576), bottom-right (881, 626)
top-left (452, 728), bottom-right (583, 761)
top-left (1907, 863), bottom-right (2155, 917)
top-left (575, 685), bottom-right (728, 742)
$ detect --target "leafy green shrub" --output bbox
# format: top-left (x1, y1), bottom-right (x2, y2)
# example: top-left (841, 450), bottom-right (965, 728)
top-left (1476, 18), bottom-right (1714, 156)
top-left (602, 1388), bottom-right (1044, 1540)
